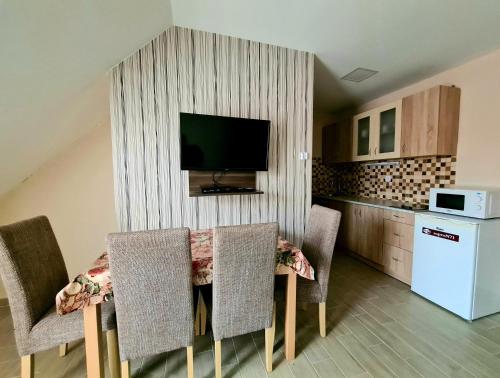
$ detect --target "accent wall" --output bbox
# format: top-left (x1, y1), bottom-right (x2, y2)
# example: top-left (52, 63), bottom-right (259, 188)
top-left (110, 27), bottom-right (314, 245)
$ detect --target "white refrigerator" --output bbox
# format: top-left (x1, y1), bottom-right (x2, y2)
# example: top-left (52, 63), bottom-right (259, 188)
top-left (412, 212), bottom-right (500, 320)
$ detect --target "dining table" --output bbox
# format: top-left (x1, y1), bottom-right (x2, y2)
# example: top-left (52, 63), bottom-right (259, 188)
top-left (56, 229), bottom-right (315, 378)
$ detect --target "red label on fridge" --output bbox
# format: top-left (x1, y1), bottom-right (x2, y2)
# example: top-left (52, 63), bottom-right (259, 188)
top-left (422, 227), bottom-right (460, 242)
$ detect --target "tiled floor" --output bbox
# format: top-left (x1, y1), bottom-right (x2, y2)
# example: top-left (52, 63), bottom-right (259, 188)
top-left (3, 253), bottom-right (500, 377)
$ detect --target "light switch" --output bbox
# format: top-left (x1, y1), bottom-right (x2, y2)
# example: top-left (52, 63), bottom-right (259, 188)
top-left (299, 152), bottom-right (309, 160)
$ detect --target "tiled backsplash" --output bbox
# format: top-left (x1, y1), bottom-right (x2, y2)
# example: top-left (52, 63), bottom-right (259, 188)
top-left (312, 156), bottom-right (456, 205)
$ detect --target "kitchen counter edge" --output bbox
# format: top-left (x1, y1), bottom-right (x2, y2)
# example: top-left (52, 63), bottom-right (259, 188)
top-left (312, 194), bottom-right (418, 214)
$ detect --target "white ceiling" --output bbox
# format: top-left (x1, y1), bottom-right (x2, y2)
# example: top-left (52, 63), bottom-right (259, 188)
top-left (2, 0), bottom-right (500, 196)
top-left (0, 0), bottom-right (173, 196)
top-left (171, 0), bottom-right (500, 112)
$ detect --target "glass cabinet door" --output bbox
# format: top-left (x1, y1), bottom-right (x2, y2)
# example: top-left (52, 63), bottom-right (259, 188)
top-left (379, 108), bottom-right (396, 153)
top-left (357, 116), bottom-right (371, 156)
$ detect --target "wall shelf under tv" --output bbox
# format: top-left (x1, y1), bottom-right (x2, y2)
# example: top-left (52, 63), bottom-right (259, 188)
top-left (190, 190), bottom-right (264, 198)
top-left (188, 171), bottom-right (263, 197)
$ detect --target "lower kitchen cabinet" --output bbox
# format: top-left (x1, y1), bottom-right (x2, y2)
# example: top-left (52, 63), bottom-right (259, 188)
top-left (343, 203), bottom-right (359, 253)
top-left (330, 201), bottom-right (384, 266)
top-left (357, 205), bottom-right (384, 264)
top-left (383, 244), bottom-right (412, 285)
top-left (324, 198), bottom-right (414, 284)
top-left (383, 219), bottom-right (414, 251)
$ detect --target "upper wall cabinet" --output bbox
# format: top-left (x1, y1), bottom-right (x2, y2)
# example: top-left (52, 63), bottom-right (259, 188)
top-left (352, 100), bottom-right (402, 161)
top-left (401, 85), bottom-right (460, 157)
top-left (322, 119), bottom-right (352, 164)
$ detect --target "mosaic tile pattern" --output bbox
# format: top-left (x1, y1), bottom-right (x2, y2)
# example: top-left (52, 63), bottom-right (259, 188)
top-left (312, 157), bottom-right (336, 194)
top-left (312, 156), bottom-right (456, 205)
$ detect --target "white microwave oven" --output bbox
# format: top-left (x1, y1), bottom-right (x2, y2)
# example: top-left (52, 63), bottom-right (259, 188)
top-left (429, 187), bottom-right (500, 219)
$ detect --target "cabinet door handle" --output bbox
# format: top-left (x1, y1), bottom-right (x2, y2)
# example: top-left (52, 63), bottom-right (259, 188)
top-left (393, 233), bottom-right (400, 237)
top-left (393, 215), bottom-right (401, 218)
top-left (374, 147), bottom-right (378, 155)
top-left (402, 143), bottom-right (406, 153)
top-left (368, 147), bottom-right (372, 156)
top-left (392, 257), bottom-right (400, 262)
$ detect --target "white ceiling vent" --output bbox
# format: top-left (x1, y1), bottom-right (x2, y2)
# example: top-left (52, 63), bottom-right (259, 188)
top-left (341, 68), bottom-right (378, 82)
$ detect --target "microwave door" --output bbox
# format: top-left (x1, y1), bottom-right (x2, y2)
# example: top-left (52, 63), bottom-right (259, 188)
top-left (435, 193), bottom-right (465, 211)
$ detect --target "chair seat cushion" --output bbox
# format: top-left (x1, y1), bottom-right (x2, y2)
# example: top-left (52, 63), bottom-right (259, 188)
top-left (25, 302), bottom-right (116, 355)
top-left (275, 276), bottom-right (322, 304)
top-left (296, 277), bottom-right (322, 303)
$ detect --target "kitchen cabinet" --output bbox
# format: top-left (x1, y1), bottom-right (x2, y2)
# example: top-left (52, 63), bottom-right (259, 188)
top-left (383, 210), bottom-right (415, 284)
top-left (383, 209), bottom-right (415, 225)
top-left (329, 200), bottom-right (383, 265)
top-left (383, 220), bottom-right (414, 252)
top-left (344, 203), bottom-right (360, 254)
top-left (401, 85), bottom-right (460, 157)
top-left (357, 205), bottom-right (384, 264)
top-left (319, 197), bottom-right (415, 284)
top-left (322, 119), bottom-right (352, 164)
top-left (352, 100), bottom-right (402, 161)
top-left (383, 245), bottom-right (413, 285)
top-left (352, 112), bottom-right (372, 161)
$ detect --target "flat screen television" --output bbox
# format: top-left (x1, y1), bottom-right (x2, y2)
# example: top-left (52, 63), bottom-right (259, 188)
top-left (180, 112), bottom-right (270, 171)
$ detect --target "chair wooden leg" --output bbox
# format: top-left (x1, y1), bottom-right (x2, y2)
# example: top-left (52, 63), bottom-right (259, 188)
top-left (59, 343), bottom-right (68, 357)
top-left (200, 294), bottom-right (207, 336)
top-left (84, 303), bottom-right (104, 378)
top-left (195, 294), bottom-right (201, 336)
top-left (21, 354), bottom-right (34, 378)
top-left (319, 302), bottom-right (326, 337)
top-left (121, 360), bottom-right (130, 378)
top-left (265, 302), bottom-right (276, 372)
top-left (214, 340), bottom-right (222, 378)
top-left (186, 346), bottom-right (194, 378)
top-left (106, 329), bottom-right (120, 378)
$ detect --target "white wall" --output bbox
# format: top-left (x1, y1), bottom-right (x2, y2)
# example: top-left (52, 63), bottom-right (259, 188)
top-left (0, 0), bottom-right (174, 197)
top-left (315, 47), bottom-right (500, 187)
top-left (360, 48), bottom-right (500, 187)
top-left (0, 125), bottom-right (117, 299)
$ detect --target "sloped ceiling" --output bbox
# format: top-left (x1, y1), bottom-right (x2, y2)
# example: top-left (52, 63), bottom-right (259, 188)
top-left (0, 0), bottom-right (173, 196)
top-left (3, 0), bottom-right (500, 196)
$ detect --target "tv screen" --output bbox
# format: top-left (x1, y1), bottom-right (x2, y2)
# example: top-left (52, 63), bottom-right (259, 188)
top-left (180, 113), bottom-right (270, 171)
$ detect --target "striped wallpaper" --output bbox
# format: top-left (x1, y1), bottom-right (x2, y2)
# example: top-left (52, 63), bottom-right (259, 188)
top-left (110, 26), bottom-right (314, 245)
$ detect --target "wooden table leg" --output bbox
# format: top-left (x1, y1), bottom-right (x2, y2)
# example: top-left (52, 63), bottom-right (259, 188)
top-left (59, 343), bottom-right (68, 357)
top-left (84, 303), bottom-right (104, 378)
top-left (284, 270), bottom-right (297, 361)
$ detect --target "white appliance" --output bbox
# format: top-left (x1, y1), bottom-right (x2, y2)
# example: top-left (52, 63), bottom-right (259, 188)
top-left (412, 212), bottom-right (500, 320)
top-left (429, 187), bottom-right (500, 219)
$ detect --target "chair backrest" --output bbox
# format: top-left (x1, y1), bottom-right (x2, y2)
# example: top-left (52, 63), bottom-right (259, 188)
top-left (107, 227), bottom-right (194, 361)
top-left (302, 205), bottom-right (341, 302)
top-left (212, 223), bottom-right (278, 341)
top-left (0, 216), bottom-right (69, 349)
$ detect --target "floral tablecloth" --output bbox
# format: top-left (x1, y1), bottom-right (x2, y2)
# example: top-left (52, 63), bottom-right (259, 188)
top-left (56, 230), bottom-right (314, 315)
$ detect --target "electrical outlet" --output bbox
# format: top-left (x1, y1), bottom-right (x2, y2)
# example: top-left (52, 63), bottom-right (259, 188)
top-left (384, 175), bottom-right (392, 183)
top-left (299, 152), bottom-right (309, 160)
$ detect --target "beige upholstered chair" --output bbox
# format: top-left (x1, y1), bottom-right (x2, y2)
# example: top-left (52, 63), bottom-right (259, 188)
top-left (298, 205), bottom-right (341, 337)
top-left (210, 223), bottom-right (279, 377)
top-left (0, 216), bottom-right (117, 378)
top-left (107, 227), bottom-right (195, 378)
